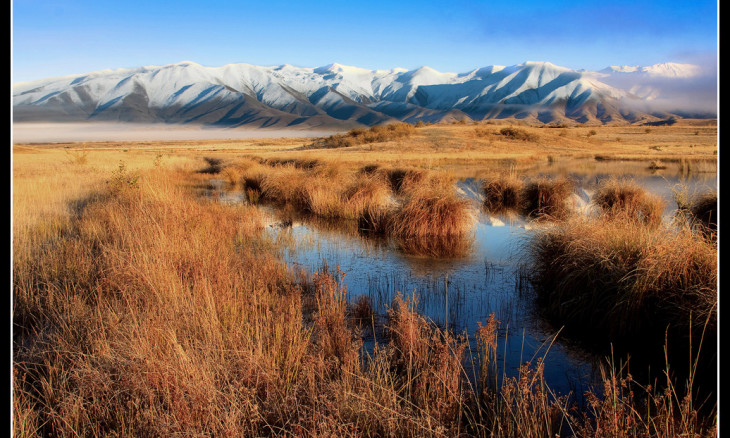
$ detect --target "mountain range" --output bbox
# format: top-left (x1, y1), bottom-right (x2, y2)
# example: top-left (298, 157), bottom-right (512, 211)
top-left (12, 61), bottom-right (712, 129)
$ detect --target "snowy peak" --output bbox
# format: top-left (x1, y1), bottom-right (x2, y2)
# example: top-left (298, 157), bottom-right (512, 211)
top-left (600, 62), bottom-right (702, 78)
top-left (13, 60), bottom-right (713, 128)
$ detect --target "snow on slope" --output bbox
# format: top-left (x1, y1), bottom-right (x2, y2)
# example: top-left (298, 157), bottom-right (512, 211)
top-left (13, 60), bottom-right (701, 127)
top-left (599, 62), bottom-right (702, 78)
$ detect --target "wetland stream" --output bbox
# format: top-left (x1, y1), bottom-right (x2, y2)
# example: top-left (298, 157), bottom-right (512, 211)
top-left (212, 158), bottom-right (717, 401)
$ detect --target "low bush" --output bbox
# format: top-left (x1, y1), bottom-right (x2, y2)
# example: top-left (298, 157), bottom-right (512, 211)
top-left (313, 123), bottom-right (416, 149)
top-left (499, 127), bottom-right (539, 142)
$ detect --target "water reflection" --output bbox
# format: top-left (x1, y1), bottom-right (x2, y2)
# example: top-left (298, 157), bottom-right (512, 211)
top-left (264, 206), bottom-right (601, 398)
top-left (238, 161), bottom-right (716, 400)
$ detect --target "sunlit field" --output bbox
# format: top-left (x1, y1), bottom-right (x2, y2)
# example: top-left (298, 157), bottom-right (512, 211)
top-left (12, 121), bottom-right (717, 437)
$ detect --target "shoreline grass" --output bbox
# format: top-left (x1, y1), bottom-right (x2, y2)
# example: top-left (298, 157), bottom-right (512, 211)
top-left (592, 176), bottom-right (666, 227)
top-left (526, 215), bottom-right (717, 371)
top-left (13, 138), bottom-right (717, 436)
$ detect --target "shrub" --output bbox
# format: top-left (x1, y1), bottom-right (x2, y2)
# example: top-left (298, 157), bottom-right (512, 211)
top-left (498, 127), bottom-right (539, 142)
top-left (313, 123), bottom-right (416, 149)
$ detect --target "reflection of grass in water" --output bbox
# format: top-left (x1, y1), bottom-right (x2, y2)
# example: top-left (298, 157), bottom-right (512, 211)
top-left (392, 234), bottom-right (475, 258)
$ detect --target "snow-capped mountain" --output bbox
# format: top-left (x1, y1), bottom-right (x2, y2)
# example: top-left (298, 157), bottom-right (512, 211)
top-left (598, 62), bottom-right (702, 78)
top-left (13, 60), bottom-right (709, 128)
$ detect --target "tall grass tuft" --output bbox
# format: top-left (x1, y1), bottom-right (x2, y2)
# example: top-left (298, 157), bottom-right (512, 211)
top-left (519, 177), bottom-right (575, 220)
top-left (592, 177), bottom-right (666, 227)
top-left (689, 191), bottom-right (717, 234)
top-left (527, 216), bottom-right (717, 345)
top-left (482, 174), bottom-right (524, 213)
top-left (260, 164), bottom-right (305, 204)
top-left (387, 191), bottom-right (475, 239)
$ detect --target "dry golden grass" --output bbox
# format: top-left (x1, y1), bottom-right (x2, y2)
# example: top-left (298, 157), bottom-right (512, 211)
top-left (519, 177), bottom-right (575, 220)
top-left (482, 173), bottom-right (524, 213)
top-left (527, 215), bottom-right (717, 342)
top-left (17, 121), bottom-right (717, 172)
top-left (593, 177), bottom-right (666, 227)
top-left (12, 127), bottom-right (717, 437)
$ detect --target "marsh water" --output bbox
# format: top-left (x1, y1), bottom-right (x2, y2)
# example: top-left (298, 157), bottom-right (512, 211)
top-left (215, 158), bottom-right (717, 400)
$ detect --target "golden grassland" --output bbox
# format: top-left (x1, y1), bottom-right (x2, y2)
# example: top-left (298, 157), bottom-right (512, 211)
top-left (12, 122), bottom-right (718, 436)
top-left (17, 120), bottom-right (717, 170)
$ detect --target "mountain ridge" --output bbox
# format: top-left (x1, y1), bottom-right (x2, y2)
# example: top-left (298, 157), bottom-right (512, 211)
top-left (13, 61), bottom-right (710, 128)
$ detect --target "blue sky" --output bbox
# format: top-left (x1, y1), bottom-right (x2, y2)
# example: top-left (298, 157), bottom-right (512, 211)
top-left (12, 0), bottom-right (718, 83)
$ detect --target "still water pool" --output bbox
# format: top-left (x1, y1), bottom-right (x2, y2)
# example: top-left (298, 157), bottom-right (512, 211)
top-left (236, 162), bottom-right (717, 399)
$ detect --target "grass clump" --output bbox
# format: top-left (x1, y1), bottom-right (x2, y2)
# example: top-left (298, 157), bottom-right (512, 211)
top-left (388, 191), bottom-right (475, 239)
top-left (688, 191), bottom-right (717, 234)
top-left (527, 215), bottom-right (717, 348)
top-left (482, 174), bottom-right (524, 213)
top-left (592, 177), bottom-right (666, 227)
top-left (672, 186), bottom-right (717, 239)
top-left (519, 177), bottom-right (575, 220)
top-left (344, 173), bottom-right (394, 220)
top-left (260, 164), bottom-right (306, 204)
